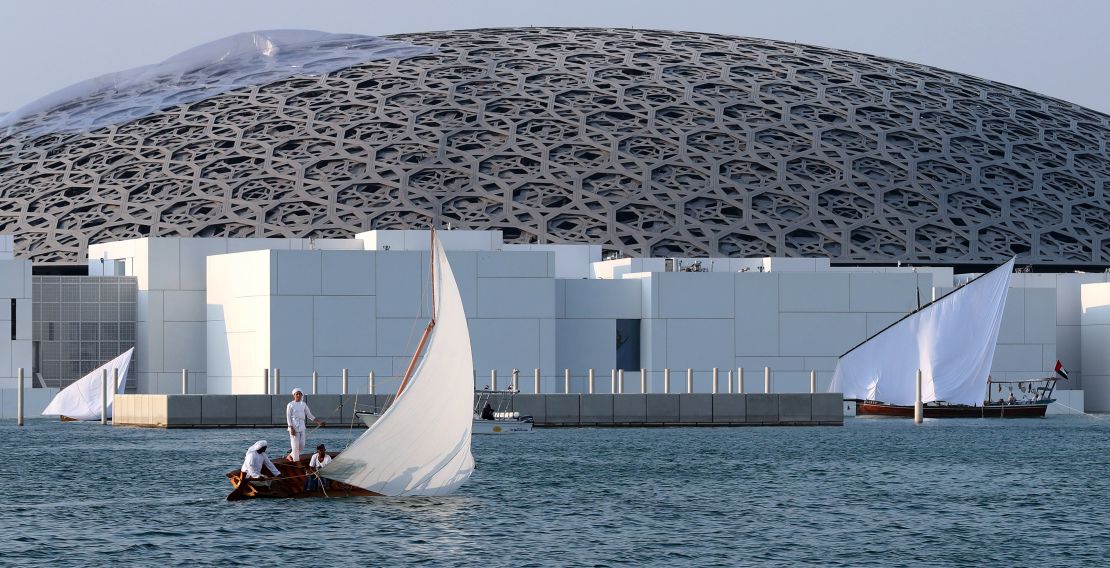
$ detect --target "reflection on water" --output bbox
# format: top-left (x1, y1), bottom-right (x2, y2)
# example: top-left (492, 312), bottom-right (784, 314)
top-left (3, 417), bottom-right (1110, 566)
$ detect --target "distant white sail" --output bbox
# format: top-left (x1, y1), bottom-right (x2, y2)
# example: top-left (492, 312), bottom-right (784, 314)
top-left (828, 259), bottom-right (1015, 406)
top-left (42, 348), bottom-right (134, 420)
top-left (322, 237), bottom-right (474, 496)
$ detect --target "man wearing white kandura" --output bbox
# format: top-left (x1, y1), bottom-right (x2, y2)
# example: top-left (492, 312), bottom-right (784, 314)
top-left (240, 440), bottom-right (280, 480)
top-left (286, 388), bottom-right (325, 461)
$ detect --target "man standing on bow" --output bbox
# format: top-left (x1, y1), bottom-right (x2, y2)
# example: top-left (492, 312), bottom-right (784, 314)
top-left (286, 388), bottom-right (325, 461)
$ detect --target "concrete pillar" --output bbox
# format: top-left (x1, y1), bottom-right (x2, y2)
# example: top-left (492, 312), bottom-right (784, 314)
top-left (727, 369), bottom-right (733, 394)
top-left (312, 371), bottom-right (318, 394)
top-left (263, 368), bottom-right (269, 395)
top-left (16, 368), bottom-right (23, 427)
top-left (100, 369), bottom-right (108, 425)
top-left (737, 367), bottom-right (744, 394)
top-left (588, 369), bottom-right (595, 394)
top-left (711, 368), bottom-right (719, 394)
top-left (534, 368), bottom-right (541, 394)
top-left (114, 368), bottom-right (121, 392)
top-left (274, 368), bottom-right (281, 395)
top-left (915, 369), bottom-right (923, 424)
top-left (181, 369), bottom-right (189, 395)
top-left (640, 368), bottom-right (647, 393)
top-left (564, 369), bottom-right (570, 394)
top-left (341, 368), bottom-right (349, 395)
top-left (764, 366), bottom-right (771, 394)
top-left (491, 369), bottom-right (498, 391)
top-left (686, 368), bottom-right (693, 394)
top-left (368, 372), bottom-right (375, 395)
top-left (663, 368), bottom-right (670, 394)
top-left (617, 369), bottom-right (624, 394)
top-left (810, 370), bottom-right (817, 394)
top-left (610, 369), bottom-right (617, 394)
top-left (511, 369), bottom-right (519, 392)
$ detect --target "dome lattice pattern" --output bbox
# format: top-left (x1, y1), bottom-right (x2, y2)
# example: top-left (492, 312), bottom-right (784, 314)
top-left (2, 27), bottom-right (1109, 265)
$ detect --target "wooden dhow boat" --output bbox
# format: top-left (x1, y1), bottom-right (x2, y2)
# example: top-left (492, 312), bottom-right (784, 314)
top-left (829, 258), bottom-right (1059, 419)
top-left (226, 230), bottom-right (476, 499)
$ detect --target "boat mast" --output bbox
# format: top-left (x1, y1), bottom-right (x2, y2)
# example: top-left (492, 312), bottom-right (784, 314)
top-left (395, 228), bottom-right (438, 397)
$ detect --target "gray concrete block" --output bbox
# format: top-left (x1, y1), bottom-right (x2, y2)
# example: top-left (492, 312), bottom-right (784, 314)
top-left (645, 394), bottom-right (680, 422)
top-left (236, 395), bottom-right (272, 425)
top-left (545, 394), bottom-right (580, 424)
top-left (373, 394), bottom-right (396, 413)
top-left (779, 394), bottom-right (812, 422)
top-left (166, 395), bottom-right (202, 426)
top-left (812, 393), bottom-right (844, 422)
top-left (201, 394), bottom-right (236, 425)
top-left (338, 395), bottom-right (361, 425)
top-left (746, 394), bottom-right (779, 423)
top-left (712, 394), bottom-right (745, 423)
top-left (679, 393), bottom-right (713, 423)
top-left (306, 394), bottom-right (343, 424)
top-left (580, 394), bottom-right (614, 423)
top-left (614, 394), bottom-right (646, 423)
top-left (271, 395), bottom-right (290, 425)
top-left (512, 394), bottom-right (545, 423)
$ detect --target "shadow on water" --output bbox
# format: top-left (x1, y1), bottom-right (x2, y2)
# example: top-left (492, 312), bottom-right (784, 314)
top-left (2, 417), bottom-right (1109, 566)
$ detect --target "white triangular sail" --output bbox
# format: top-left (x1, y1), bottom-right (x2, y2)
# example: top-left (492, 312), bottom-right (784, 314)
top-left (828, 259), bottom-right (1015, 406)
top-left (322, 236), bottom-right (474, 496)
top-left (42, 348), bottom-right (134, 420)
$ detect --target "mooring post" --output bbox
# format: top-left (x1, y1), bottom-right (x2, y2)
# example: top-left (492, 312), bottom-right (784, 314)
top-left (686, 368), bottom-right (693, 393)
top-left (263, 368), bottom-right (269, 395)
top-left (737, 367), bottom-right (744, 394)
top-left (100, 369), bottom-right (108, 425)
top-left (664, 368), bottom-right (671, 394)
top-left (534, 368), bottom-right (541, 394)
top-left (610, 369), bottom-right (617, 394)
top-left (311, 371), bottom-right (318, 394)
top-left (491, 369), bottom-right (498, 391)
top-left (181, 369), bottom-right (188, 395)
top-left (274, 368), bottom-right (281, 395)
top-left (914, 369), bottom-right (924, 424)
top-left (341, 368), bottom-right (349, 395)
top-left (764, 367), bottom-right (771, 394)
top-left (618, 369), bottom-right (624, 394)
top-left (712, 368), bottom-right (719, 394)
top-left (810, 370), bottom-right (817, 394)
top-left (587, 369), bottom-right (595, 394)
top-left (640, 368), bottom-right (647, 393)
top-left (368, 371), bottom-right (375, 395)
top-left (16, 367), bottom-right (24, 427)
top-left (564, 369), bottom-right (571, 394)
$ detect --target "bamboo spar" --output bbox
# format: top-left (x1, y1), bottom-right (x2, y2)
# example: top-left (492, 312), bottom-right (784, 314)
top-left (396, 229), bottom-right (439, 398)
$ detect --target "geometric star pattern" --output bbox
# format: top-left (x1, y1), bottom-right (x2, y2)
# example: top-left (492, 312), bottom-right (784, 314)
top-left (1, 28), bottom-right (1108, 266)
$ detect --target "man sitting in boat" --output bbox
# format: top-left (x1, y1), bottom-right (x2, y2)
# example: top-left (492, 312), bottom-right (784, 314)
top-left (287, 388), bottom-right (325, 462)
top-left (305, 444), bottom-right (331, 491)
top-left (480, 402), bottom-right (494, 420)
top-left (241, 440), bottom-right (280, 480)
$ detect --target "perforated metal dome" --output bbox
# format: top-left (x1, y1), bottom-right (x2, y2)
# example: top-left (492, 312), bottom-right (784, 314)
top-left (2, 27), bottom-right (1108, 266)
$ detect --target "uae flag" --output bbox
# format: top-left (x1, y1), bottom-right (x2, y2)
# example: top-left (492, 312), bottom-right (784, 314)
top-left (1055, 360), bottom-right (1069, 380)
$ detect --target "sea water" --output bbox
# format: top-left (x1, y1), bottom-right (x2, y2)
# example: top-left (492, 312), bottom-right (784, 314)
top-left (2, 417), bottom-right (1108, 567)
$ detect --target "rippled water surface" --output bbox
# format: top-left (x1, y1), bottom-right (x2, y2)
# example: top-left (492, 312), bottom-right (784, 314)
top-left (4, 417), bottom-right (1109, 566)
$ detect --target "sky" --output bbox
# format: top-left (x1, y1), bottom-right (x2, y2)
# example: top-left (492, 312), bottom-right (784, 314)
top-left (1, 0), bottom-right (1108, 114)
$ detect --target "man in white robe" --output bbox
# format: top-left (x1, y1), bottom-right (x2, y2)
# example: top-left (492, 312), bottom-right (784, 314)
top-left (240, 440), bottom-right (280, 479)
top-left (286, 388), bottom-right (325, 461)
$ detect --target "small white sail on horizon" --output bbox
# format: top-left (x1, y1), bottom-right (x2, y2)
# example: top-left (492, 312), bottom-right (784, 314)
top-left (828, 258), bottom-right (1015, 406)
top-left (42, 347), bottom-right (134, 420)
top-left (321, 234), bottom-right (474, 496)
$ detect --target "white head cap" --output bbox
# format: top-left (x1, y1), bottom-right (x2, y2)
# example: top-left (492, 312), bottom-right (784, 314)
top-left (291, 388), bottom-right (303, 396)
top-left (249, 440), bottom-right (268, 452)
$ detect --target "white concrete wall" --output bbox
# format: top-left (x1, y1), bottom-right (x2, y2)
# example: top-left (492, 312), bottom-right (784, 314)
top-left (89, 237), bottom-right (363, 394)
top-left (1080, 282), bottom-right (1110, 412)
top-left (0, 250), bottom-right (32, 390)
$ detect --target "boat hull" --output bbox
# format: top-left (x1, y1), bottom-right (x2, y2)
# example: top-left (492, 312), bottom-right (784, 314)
top-left (856, 401), bottom-right (1049, 418)
top-left (473, 418), bottom-right (533, 434)
top-left (225, 453), bottom-right (379, 500)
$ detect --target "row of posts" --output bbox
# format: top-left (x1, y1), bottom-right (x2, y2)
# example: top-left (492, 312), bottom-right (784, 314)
top-left (482, 367), bottom-right (820, 395)
top-left (258, 368), bottom-right (375, 396)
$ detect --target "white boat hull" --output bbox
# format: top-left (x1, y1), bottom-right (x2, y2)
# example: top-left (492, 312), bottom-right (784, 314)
top-left (472, 419), bottom-right (533, 434)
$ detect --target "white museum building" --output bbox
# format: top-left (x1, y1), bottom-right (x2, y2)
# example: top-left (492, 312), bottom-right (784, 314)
top-left (2, 230), bottom-right (1110, 414)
